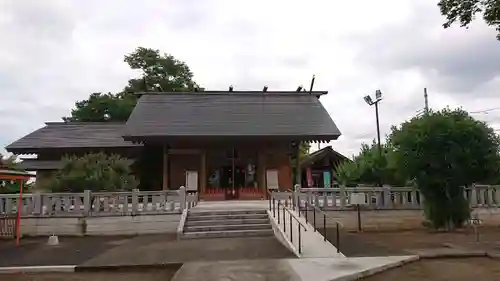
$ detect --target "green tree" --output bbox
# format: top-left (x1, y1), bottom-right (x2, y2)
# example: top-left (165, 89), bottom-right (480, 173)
top-left (45, 153), bottom-right (138, 192)
top-left (438, 0), bottom-right (500, 40)
top-left (334, 141), bottom-right (407, 186)
top-left (123, 47), bottom-right (198, 93)
top-left (390, 108), bottom-right (500, 230)
top-left (64, 47), bottom-right (199, 122)
top-left (299, 142), bottom-right (311, 159)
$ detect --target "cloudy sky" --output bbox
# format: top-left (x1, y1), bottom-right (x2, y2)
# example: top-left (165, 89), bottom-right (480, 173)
top-left (1, 0), bottom-right (500, 158)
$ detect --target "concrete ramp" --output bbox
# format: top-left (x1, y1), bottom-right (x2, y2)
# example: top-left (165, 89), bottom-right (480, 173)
top-left (172, 259), bottom-right (301, 281)
top-left (172, 256), bottom-right (418, 281)
top-left (269, 206), bottom-right (344, 258)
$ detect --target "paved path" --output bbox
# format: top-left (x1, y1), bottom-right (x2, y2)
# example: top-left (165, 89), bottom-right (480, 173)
top-left (0, 234), bottom-right (294, 268)
top-left (82, 235), bottom-right (294, 266)
top-left (172, 256), bottom-right (418, 281)
top-left (172, 259), bottom-right (301, 281)
top-left (0, 236), bottom-right (127, 267)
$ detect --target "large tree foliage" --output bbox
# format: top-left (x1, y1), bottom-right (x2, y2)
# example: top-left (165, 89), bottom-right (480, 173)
top-left (45, 153), bottom-right (138, 193)
top-left (390, 108), bottom-right (500, 229)
top-left (123, 47), bottom-right (198, 93)
top-left (438, 0), bottom-right (500, 40)
top-left (334, 141), bottom-right (407, 186)
top-left (64, 47), bottom-right (199, 122)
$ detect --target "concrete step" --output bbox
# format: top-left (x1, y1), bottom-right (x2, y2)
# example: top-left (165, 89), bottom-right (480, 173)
top-left (185, 218), bottom-right (269, 227)
top-left (181, 229), bottom-right (274, 239)
top-left (187, 213), bottom-right (268, 221)
top-left (184, 223), bottom-right (271, 232)
top-left (188, 209), bottom-right (268, 216)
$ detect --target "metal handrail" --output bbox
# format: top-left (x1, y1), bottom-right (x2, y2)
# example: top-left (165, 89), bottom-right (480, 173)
top-left (267, 190), bottom-right (308, 254)
top-left (300, 199), bottom-right (342, 253)
top-left (280, 203), bottom-right (309, 229)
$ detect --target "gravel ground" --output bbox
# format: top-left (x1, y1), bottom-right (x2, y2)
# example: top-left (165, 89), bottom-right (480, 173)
top-left (362, 258), bottom-right (500, 281)
top-left (322, 226), bottom-right (500, 257)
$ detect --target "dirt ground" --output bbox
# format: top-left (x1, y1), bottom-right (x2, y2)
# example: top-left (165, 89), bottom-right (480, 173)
top-left (362, 258), bottom-right (500, 281)
top-left (323, 226), bottom-right (500, 256)
top-left (0, 269), bottom-right (179, 281)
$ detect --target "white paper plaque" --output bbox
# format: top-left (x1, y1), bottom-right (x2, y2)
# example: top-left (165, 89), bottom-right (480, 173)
top-left (350, 193), bottom-right (367, 205)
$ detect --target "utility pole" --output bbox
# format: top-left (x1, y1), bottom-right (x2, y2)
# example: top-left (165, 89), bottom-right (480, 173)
top-left (424, 88), bottom-right (429, 114)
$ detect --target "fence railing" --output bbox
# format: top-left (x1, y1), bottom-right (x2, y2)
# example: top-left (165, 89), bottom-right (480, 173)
top-left (0, 215), bottom-right (16, 238)
top-left (300, 200), bottom-right (342, 253)
top-left (268, 190), bottom-right (307, 254)
top-left (297, 184), bottom-right (500, 210)
top-left (0, 186), bottom-right (198, 217)
top-left (268, 189), bottom-right (343, 253)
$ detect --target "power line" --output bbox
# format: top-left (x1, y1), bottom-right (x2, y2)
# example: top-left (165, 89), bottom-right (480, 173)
top-left (470, 107), bottom-right (500, 114)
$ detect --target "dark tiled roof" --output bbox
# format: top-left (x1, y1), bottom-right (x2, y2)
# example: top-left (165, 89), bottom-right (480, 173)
top-left (123, 91), bottom-right (341, 140)
top-left (301, 146), bottom-right (351, 168)
top-left (6, 122), bottom-right (139, 153)
top-left (19, 158), bottom-right (135, 171)
top-left (19, 160), bottom-right (64, 171)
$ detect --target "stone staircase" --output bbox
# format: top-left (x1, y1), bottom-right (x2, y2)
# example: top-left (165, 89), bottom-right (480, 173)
top-left (181, 209), bottom-right (274, 239)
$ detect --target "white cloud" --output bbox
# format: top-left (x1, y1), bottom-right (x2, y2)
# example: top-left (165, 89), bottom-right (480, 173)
top-left (1, 0), bottom-right (500, 158)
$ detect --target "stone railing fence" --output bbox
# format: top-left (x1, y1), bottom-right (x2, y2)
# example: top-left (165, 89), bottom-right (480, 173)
top-left (270, 184), bottom-right (500, 211)
top-left (0, 186), bottom-right (198, 217)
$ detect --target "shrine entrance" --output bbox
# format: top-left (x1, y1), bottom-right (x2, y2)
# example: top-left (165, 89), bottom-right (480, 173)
top-left (206, 148), bottom-right (260, 200)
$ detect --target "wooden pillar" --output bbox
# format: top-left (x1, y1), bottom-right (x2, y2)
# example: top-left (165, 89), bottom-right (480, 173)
top-left (295, 142), bottom-right (301, 188)
top-left (162, 144), bottom-right (169, 190)
top-left (257, 150), bottom-right (266, 196)
top-left (200, 150), bottom-right (207, 195)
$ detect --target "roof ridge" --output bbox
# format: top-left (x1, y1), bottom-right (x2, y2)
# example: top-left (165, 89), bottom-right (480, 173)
top-left (136, 91), bottom-right (328, 96)
top-left (45, 122), bottom-right (127, 126)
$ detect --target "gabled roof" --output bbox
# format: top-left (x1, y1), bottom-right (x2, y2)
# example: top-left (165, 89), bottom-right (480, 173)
top-left (18, 159), bottom-right (64, 171)
top-left (123, 91), bottom-right (341, 141)
top-left (300, 146), bottom-right (350, 168)
top-left (19, 158), bottom-right (135, 171)
top-left (6, 122), bottom-right (140, 154)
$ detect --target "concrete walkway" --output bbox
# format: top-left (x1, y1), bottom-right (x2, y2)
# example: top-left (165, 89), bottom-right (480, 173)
top-left (0, 234), bottom-right (293, 268)
top-left (172, 259), bottom-right (301, 281)
top-left (172, 256), bottom-right (418, 281)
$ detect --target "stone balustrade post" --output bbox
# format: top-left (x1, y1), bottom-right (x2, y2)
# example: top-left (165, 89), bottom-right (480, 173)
top-left (83, 190), bottom-right (92, 217)
top-left (294, 184), bottom-right (300, 210)
top-left (470, 183), bottom-right (478, 207)
top-left (131, 188), bottom-right (139, 215)
top-left (339, 185), bottom-right (346, 208)
top-left (32, 192), bottom-right (43, 215)
top-left (487, 186), bottom-right (495, 206)
top-left (383, 184), bottom-right (391, 208)
top-left (179, 186), bottom-right (186, 210)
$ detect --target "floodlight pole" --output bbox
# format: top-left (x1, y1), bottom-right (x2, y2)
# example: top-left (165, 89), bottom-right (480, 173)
top-left (365, 91), bottom-right (383, 186)
top-left (374, 101), bottom-right (382, 161)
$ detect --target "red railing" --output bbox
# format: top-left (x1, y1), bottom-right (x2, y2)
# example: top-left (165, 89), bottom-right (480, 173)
top-left (203, 187), bottom-right (225, 201)
top-left (239, 187), bottom-right (264, 200)
top-left (203, 187), bottom-right (264, 200)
